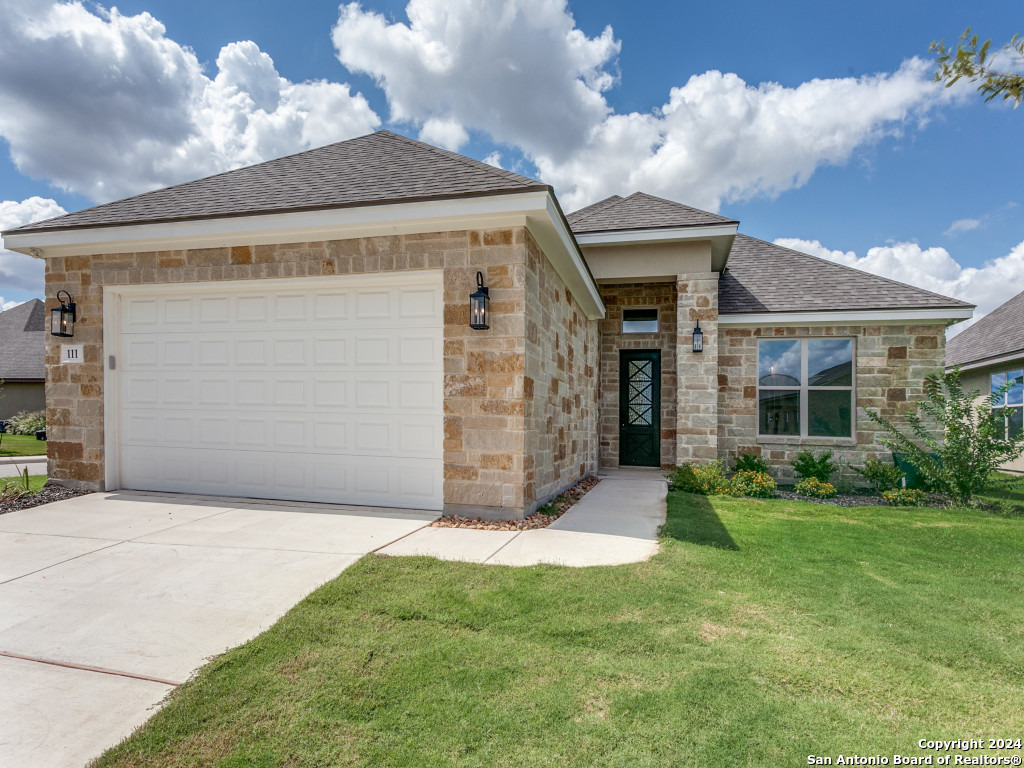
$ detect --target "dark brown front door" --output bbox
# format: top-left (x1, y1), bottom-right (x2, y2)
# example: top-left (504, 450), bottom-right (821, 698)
top-left (619, 350), bottom-right (661, 467)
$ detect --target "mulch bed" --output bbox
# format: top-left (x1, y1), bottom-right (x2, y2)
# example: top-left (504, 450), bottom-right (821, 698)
top-left (773, 488), bottom-right (948, 508)
top-left (0, 482), bottom-right (92, 516)
top-left (431, 475), bottom-right (601, 531)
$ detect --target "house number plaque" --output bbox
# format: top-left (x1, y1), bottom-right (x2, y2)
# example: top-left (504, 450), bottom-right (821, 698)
top-left (61, 344), bottom-right (84, 364)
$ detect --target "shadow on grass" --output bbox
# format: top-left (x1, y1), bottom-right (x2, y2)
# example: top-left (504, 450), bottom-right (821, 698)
top-left (662, 492), bottom-right (739, 550)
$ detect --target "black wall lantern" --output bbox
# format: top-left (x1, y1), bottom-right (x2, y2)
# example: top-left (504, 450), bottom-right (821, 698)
top-left (692, 319), bottom-right (703, 353)
top-left (50, 290), bottom-right (76, 338)
top-left (469, 271), bottom-right (489, 330)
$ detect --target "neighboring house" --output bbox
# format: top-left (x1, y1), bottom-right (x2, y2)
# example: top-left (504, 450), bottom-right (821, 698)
top-left (2, 131), bottom-right (973, 517)
top-left (946, 289), bottom-right (1024, 474)
top-left (0, 299), bottom-right (46, 421)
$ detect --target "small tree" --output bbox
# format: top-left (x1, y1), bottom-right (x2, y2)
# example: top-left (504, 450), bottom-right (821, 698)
top-left (863, 367), bottom-right (1024, 506)
top-left (930, 28), bottom-right (1024, 109)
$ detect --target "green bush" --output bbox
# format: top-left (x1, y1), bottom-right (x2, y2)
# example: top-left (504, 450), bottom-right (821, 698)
top-left (668, 460), bottom-right (731, 495)
top-left (731, 470), bottom-right (777, 498)
top-left (733, 452), bottom-right (770, 474)
top-left (5, 410), bottom-right (45, 435)
top-left (855, 457), bottom-right (904, 493)
top-left (791, 450), bottom-right (836, 483)
top-left (864, 368), bottom-right (1024, 506)
top-left (794, 477), bottom-right (837, 499)
top-left (881, 488), bottom-right (926, 507)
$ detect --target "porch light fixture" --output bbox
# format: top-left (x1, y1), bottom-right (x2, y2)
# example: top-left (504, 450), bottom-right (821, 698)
top-left (50, 290), bottom-right (76, 338)
top-left (692, 319), bottom-right (703, 353)
top-left (469, 271), bottom-right (489, 330)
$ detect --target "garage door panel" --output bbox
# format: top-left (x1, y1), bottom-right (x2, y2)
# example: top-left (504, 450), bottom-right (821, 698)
top-left (115, 273), bottom-right (443, 510)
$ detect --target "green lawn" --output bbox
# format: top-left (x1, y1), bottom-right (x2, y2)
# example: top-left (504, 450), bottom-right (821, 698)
top-left (0, 433), bottom-right (47, 457)
top-left (978, 471), bottom-right (1024, 515)
top-left (95, 494), bottom-right (1023, 768)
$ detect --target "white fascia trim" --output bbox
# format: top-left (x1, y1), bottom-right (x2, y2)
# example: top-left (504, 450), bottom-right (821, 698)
top-left (4, 190), bottom-right (604, 319)
top-left (719, 307), bottom-right (975, 327)
top-left (947, 350), bottom-right (1024, 372)
top-left (5, 192), bottom-right (542, 256)
top-left (574, 222), bottom-right (738, 247)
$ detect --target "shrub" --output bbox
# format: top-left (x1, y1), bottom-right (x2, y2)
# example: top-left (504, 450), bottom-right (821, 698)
top-left (794, 477), bottom-right (837, 499)
top-left (733, 452), bottom-right (770, 474)
top-left (668, 460), bottom-right (731, 495)
top-left (791, 449), bottom-right (836, 483)
top-left (731, 470), bottom-right (777, 498)
top-left (855, 457), bottom-right (905, 493)
top-left (881, 488), bottom-right (926, 507)
top-left (5, 410), bottom-right (45, 435)
top-left (863, 367), bottom-right (1024, 506)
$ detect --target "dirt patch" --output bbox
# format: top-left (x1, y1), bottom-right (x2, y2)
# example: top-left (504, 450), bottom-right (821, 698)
top-left (431, 476), bottom-right (600, 531)
top-left (698, 621), bottom-right (748, 642)
top-left (0, 482), bottom-right (91, 515)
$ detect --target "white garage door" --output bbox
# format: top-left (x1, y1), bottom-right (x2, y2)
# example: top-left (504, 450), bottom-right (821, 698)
top-left (109, 273), bottom-right (444, 510)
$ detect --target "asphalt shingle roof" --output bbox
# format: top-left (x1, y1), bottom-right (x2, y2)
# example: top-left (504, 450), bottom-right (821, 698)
top-left (0, 299), bottom-right (45, 381)
top-left (5, 131), bottom-right (548, 234)
top-left (946, 289), bottom-right (1024, 367)
top-left (567, 192), bottom-right (737, 233)
top-left (719, 235), bottom-right (972, 315)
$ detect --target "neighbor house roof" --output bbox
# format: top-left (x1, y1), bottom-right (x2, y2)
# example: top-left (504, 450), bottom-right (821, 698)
top-left (0, 299), bottom-right (46, 381)
top-left (5, 131), bottom-right (549, 234)
top-left (567, 192), bottom-right (737, 233)
top-left (719, 235), bottom-right (972, 315)
top-left (946, 289), bottom-right (1024, 369)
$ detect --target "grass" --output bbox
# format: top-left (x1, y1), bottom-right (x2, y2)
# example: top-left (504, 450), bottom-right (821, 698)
top-left (94, 493), bottom-right (1023, 767)
top-left (0, 433), bottom-right (47, 457)
top-left (977, 471), bottom-right (1024, 515)
top-left (1, 473), bottom-right (46, 494)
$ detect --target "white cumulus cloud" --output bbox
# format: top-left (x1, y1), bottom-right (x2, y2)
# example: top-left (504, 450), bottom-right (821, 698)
top-left (0, 197), bottom-right (67, 302)
top-left (0, 0), bottom-right (380, 202)
top-left (775, 236), bottom-right (1024, 332)
top-left (333, 0), bottom-right (954, 211)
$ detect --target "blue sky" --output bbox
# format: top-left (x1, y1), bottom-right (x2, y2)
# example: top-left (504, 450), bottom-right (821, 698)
top-left (0, 0), bottom-right (1021, 327)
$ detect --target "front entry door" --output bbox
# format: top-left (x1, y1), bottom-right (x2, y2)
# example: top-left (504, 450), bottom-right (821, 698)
top-left (619, 350), bottom-right (661, 467)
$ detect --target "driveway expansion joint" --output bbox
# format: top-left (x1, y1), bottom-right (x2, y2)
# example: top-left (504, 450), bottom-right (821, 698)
top-left (0, 650), bottom-right (182, 687)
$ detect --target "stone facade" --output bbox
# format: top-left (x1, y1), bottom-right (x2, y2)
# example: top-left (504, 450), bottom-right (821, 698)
top-left (44, 226), bottom-right (594, 518)
top-left (717, 323), bottom-right (947, 482)
top-left (597, 282), bottom-right (678, 469)
top-left (676, 273), bottom-right (719, 462)
top-left (524, 231), bottom-right (599, 505)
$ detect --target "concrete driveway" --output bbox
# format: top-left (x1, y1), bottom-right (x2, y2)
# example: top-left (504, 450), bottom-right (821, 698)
top-left (0, 491), bottom-right (436, 768)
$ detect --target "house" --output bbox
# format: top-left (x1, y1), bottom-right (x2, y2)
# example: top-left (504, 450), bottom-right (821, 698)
top-left (0, 299), bottom-right (46, 422)
top-left (2, 130), bottom-right (974, 517)
top-left (946, 289), bottom-right (1024, 474)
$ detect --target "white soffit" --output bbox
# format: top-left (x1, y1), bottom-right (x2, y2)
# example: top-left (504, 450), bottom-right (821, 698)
top-left (719, 307), bottom-right (975, 327)
top-left (5, 190), bottom-right (606, 320)
top-left (575, 223), bottom-right (737, 272)
top-left (947, 349), bottom-right (1024, 372)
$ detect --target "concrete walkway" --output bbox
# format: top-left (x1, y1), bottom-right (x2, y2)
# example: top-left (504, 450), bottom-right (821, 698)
top-left (379, 467), bottom-right (667, 566)
top-left (0, 455), bottom-right (46, 479)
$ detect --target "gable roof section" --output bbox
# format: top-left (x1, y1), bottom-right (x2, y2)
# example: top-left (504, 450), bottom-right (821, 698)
top-left (720, 235), bottom-right (972, 315)
top-left (6, 131), bottom-right (548, 234)
top-left (946, 289), bottom-right (1024, 369)
top-left (0, 299), bottom-right (45, 381)
top-left (567, 192), bottom-right (736, 233)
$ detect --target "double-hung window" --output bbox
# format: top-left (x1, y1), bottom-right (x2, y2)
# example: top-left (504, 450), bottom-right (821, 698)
top-left (991, 369), bottom-right (1023, 440)
top-left (757, 338), bottom-right (854, 438)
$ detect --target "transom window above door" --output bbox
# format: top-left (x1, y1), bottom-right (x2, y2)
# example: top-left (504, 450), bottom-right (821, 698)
top-left (757, 338), bottom-right (855, 438)
top-left (622, 308), bottom-right (658, 334)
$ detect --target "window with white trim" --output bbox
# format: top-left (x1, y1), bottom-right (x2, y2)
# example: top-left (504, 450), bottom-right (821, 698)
top-left (757, 338), bottom-right (855, 437)
top-left (991, 369), bottom-right (1023, 440)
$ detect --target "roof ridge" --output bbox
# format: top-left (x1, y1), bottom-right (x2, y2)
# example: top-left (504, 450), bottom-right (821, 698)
top-left (737, 234), bottom-right (973, 308)
top-left (378, 130), bottom-right (543, 188)
top-left (567, 194), bottom-right (625, 227)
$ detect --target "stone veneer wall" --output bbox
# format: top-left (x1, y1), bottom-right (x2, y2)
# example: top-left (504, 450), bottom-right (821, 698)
top-left (597, 282), bottom-right (677, 469)
top-left (676, 273), bottom-right (719, 462)
top-left (717, 324), bottom-right (947, 482)
top-left (44, 227), bottom-right (564, 517)
top-left (524, 231), bottom-right (599, 508)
